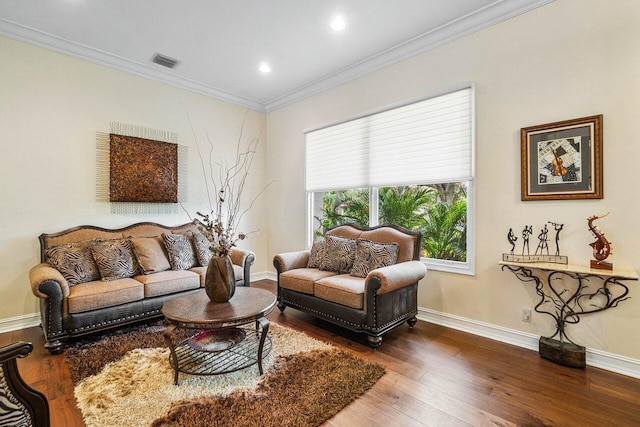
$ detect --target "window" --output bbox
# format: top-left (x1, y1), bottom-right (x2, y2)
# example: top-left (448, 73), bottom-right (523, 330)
top-left (305, 86), bottom-right (475, 275)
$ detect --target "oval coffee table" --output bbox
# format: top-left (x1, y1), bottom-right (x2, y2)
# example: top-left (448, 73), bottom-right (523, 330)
top-left (162, 287), bottom-right (276, 385)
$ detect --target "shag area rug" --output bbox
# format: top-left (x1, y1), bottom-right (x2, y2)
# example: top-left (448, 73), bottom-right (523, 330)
top-left (65, 321), bottom-right (385, 427)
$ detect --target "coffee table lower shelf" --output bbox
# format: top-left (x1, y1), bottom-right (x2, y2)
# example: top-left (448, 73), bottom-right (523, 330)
top-left (168, 327), bottom-right (272, 384)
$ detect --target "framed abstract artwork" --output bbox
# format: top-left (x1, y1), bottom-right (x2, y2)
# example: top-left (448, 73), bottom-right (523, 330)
top-left (109, 134), bottom-right (178, 203)
top-left (521, 115), bottom-right (603, 201)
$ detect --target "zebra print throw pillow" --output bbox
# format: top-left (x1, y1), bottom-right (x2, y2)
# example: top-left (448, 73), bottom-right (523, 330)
top-left (191, 231), bottom-right (213, 266)
top-left (162, 233), bottom-right (198, 270)
top-left (45, 241), bottom-right (101, 285)
top-left (307, 239), bottom-right (325, 268)
top-left (320, 234), bottom-right (357, 274)
top-left (90, 239), bottom-right (140, 281)
top-left (350, 238), bottom-right (399, 278)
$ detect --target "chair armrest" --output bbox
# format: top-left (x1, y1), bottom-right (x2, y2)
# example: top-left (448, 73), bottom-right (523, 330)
top-left (0, 341), bottom-right (33, 363)
top-left (29, 263), bottom-right (69, 299)
top-left (273, 251), bottom-right (310, 273)
top-left (229, 248), bottom-right (255, 286)
top-left (366, 261), bottom-right (426, 294)
top-left (229, 248), bottom-right (255, 268)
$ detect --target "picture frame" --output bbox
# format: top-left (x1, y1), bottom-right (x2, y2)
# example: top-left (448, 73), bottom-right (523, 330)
top-left (521, 115), bottom-right (603, 201)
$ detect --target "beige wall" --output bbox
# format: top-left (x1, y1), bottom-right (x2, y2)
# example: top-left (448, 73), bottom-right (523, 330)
top-left (266, 0), bottom-right (640, 360)
top-left (0, 36), bottom-right (268, 323)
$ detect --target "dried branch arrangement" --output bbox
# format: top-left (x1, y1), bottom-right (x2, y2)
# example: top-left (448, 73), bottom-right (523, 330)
top-left (184, 109), bottom-right (270, 256)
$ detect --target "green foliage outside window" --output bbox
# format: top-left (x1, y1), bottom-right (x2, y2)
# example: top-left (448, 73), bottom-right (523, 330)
top-left (313, 183), bottom-right (467, 262)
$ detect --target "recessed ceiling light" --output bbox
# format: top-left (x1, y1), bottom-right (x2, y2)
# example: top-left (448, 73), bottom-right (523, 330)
top-left (331, 15), bottom-right (346, 31)
top-left (259, 63), bottom-right (271, 73)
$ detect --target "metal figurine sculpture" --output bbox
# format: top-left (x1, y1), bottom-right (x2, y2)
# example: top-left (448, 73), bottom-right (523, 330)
top-left (549, 221), bottom-right (564, 256)
top-left (502, 222), bottom-right (567, 265)
top-left (535, 224), bottom-right (550, 256)
top-left (507, 228), bottom-right (518, 254)
top-left (588, 212), bottom-right (613, 270)
top-left (521, 225), bottom-right (533, 255)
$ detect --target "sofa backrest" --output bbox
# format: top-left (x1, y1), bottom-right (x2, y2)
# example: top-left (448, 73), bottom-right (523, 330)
top-left (326, 223), bottom-right (422, 263)
top-left (39, 221), bottom-right (198, 262)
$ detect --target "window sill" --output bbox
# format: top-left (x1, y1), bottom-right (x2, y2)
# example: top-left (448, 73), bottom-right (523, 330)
top-left (422, 258), bottom-right (475, 276)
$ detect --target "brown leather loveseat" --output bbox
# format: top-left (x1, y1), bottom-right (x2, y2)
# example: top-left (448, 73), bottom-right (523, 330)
top-left (274, 223), bottom-right (426, 347)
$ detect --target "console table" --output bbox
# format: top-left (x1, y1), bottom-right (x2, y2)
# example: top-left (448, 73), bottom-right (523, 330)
top-left (500, 260), bottom-right (638, 367)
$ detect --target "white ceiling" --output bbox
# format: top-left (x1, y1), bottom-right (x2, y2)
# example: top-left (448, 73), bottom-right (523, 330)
top-left (0, 0), bottom-right (552, 112)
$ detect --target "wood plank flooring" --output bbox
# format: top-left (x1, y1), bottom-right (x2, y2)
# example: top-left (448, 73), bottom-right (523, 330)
top-left (2, 279), bottom-right (639, 426)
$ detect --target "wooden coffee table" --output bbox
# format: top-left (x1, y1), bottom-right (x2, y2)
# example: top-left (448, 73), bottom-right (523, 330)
top-left (161, 287), bottom-right (276, 385)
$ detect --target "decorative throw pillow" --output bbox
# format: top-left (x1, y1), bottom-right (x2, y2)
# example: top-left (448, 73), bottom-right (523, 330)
top-left (320, 234), bottom-right (357, 274)
top-left (307, 239), bottom-right (325, 268)
top-left (45, 241), bottom-right (101, 285)
top-left (350, 238), bottom-right (399, 278)
top-left (90, 239), bottom-right (140, 281)
top-left (162, 233), bottom-right (198, 270)
top-left (130, 236), bottom-right (171, 274)
top-left (191, 231), bottom-right (214, 266)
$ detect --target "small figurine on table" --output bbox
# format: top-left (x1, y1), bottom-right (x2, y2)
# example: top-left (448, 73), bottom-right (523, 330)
top-left (535, 224), bottom-right (550, 256)
top-left (521, 225), bottom-right (533, 255)
top-left (507, 228), bottom-right (518, 254)
top-left (588, 213), bottom-right (613, 270)
top-left (549, 221), bottom-right (564, 256)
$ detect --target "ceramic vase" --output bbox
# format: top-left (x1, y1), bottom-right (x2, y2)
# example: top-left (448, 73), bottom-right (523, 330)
top-left (204, 255), bottom-right (236, 302)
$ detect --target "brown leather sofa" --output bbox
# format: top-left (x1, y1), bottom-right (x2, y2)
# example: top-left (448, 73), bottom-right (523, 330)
top-left (274, 224), bottom-right (426, 348)
top-left (28, 221), bottom-right (254, 353)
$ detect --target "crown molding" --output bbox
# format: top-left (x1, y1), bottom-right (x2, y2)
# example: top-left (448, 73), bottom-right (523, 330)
top-left (265, 0), bottom-right (555, 112)
top-left (0, 18), bottom-right (267, 113)
top-left (0, 0), bottom-right (553, 114)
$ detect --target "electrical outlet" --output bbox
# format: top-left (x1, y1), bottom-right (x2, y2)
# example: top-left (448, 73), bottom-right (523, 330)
top-left (521, 308), bottom-right (531, 322)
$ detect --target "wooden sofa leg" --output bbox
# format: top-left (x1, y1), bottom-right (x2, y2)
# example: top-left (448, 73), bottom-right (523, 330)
top-left (44, 339), bottom-right (63, 354)
top-left (407, 316), bottom-right (417, 328)
top-left (277, 302), bottom-right (287, 312)
top-left (367, 335), bottom-right (382, 349)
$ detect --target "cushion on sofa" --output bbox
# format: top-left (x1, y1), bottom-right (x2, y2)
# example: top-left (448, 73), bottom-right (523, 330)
top-left (133, 270), bottom-right (200, 298)
top-left (91, 239), bottom-right (140, 281)
top-left (162, 233), bottom-right (198, 270)
top-left (314, 274), bottom-right (366, 309)
top-left (45, 241), bottom-right (101, 285)
top-left (190, 231), bottom-right (213, 266)
top-left (306, 240), bottom-right (325, 268)
top-left (359, 227), bottom-right (418, 263)
top-left (280, 268), bottom-right (338, 294)
top-left (189, 265), bottom-right (243, 286)
top-left (67, 278), bottom-right (144, 314)
top-left (350, 238), bottom-right (399, 278)
top-left (320, 234), bottom-right (357, 274)
top-left (130, 236), bottom-right (171, 274)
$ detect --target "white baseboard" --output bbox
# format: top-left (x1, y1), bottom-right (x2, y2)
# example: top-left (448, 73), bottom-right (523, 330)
top-left (417, 307), bottom-right (640, 379)
top-left (259, 271), bottom-right (277, 282)
top-left (0, 313), bottom-right (41, 334)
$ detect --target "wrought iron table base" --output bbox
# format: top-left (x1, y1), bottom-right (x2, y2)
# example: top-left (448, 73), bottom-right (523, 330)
top-left (501, 262), bottom-right (634, 368)
top-left (164, 318), bottom-right (271, 385)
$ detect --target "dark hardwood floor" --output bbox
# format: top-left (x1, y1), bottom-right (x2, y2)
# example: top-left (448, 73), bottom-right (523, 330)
top-left (3, 279), bottom-right (639, 426)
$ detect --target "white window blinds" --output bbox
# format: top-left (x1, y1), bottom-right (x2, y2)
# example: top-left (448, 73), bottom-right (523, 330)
top-left (305, 87), bottom-right (473, 192)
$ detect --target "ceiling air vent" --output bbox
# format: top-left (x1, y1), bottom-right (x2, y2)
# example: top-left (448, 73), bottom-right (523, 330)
top-left (152, 53), bottom-right (179, 69)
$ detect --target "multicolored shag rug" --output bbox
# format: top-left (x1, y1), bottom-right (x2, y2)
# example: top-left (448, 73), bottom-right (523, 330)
top-left (65, 321), bottom-right (385, 427)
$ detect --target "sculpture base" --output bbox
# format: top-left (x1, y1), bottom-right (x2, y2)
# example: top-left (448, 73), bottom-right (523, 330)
top-left (539, 337), bottom-right (585, 368)
top-left (590, 259), bottom-right (613, 270)
top-left (502, 253), bottom-right (568, 264)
